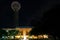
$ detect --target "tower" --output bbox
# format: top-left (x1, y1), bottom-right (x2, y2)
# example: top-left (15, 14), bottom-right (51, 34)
top-left (11, 1), bottom-right (21, 27)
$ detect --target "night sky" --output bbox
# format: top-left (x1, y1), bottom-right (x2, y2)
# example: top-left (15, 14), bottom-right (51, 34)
top-left (0, 0), bottom-right (60, 29)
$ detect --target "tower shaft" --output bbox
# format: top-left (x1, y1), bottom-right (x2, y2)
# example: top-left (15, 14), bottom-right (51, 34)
top-left (14, 12), bottom-right (19, 27)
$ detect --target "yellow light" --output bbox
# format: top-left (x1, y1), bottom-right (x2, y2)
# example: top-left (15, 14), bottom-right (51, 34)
top-left (43, 35), bottom-right (48, 38)
top-left (15, 36), bottom-right (20, 39)
top-left (29, 36), bottom-right (32, 39)
top-left (34, 36), bottom-right (37, 39)
top-left (38, 35), bottom-right (44, 39)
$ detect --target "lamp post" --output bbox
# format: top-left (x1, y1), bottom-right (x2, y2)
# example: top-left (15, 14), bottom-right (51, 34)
top-left (11, 1), bottom-right (21, 27)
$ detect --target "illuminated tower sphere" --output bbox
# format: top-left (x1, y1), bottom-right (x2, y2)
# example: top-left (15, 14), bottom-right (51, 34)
top-left (11, 1), bottom-right (21, 27)
top-left (11, 1), bottom-right (21, 12)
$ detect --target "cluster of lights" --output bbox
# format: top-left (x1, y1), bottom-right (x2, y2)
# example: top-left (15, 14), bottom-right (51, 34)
top-left (38, 34), bottom-right (48, 39)
top-left (15, 34), bottom-right (48, 39)
top-left (2, 28), bottom-right (49, 40)
top-left (1, 35), bottom-right (48, 39)
top-left (2, 36), bottom-right (14, 39)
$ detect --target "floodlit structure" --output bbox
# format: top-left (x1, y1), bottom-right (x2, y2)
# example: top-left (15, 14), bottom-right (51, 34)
top-left (16, 27), bottom-right (32, 40)
top-left (16, 27), bottom-right (32, 35)
top-left (2, 27), bottom-right (32, 40)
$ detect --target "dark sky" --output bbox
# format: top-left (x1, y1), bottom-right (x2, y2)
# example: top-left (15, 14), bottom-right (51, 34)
top-left (0, 0), bottom-right (60, 27)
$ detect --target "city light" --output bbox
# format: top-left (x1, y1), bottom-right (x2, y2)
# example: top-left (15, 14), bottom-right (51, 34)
top-left (23, 35), bottom-right (26, 40)
top-left (38, 35), bottom-right (44, 39)
top-left (15, 36), bottom-right (20, 39)
top-left (43, 34), bottom-right (48, 38)
top-left (1, 28), bottom-right (49, 40)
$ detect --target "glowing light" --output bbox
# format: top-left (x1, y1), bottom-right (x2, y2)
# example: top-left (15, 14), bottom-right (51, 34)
top-left (10, 36), bottom-right (14, 39)
top-left (23, 35), bottom-right (26, 40)
top-left (34, 36), bottom-right (37, 39)
top-left (38, 35), bottom-right (44, 39)
top-left (2, 36), bottom-right (4, 38)
top-left (15, 36), bottom-right (20, 39)
top-left (29, 36), bottom-right (33, 39)
top-left (43, 35), bottom-right (48, 38)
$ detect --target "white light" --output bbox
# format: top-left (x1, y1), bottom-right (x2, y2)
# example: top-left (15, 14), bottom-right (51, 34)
top-left (2, 36), bottom-right (4, 38)
top-left (24, 35), bottom-right (26, 40)
top-left (6, 30), bottom-right (9, 32)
